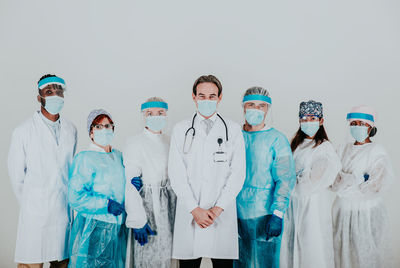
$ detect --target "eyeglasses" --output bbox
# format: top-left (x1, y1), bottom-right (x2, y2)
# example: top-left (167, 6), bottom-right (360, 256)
top-left (300, 116), bottom-right (320, 122)
top-left (93, 124), bottom-right (114, 130)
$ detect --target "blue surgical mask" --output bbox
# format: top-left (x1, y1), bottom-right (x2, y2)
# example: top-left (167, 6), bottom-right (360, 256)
top-left (350, 126), bottom-right (369, 143)
top-left (93, 129), bottom-right (114, 146)
top-left (43, 96), bottom-right (64, 115)
top-left (300, 122), bottom-right (320, 137)
top-left (197, 100), bottom-right (217, 117)
top-left (245, 109), bottom-right (265, 126)
top-left (145, 116), bottom-right (167, 132)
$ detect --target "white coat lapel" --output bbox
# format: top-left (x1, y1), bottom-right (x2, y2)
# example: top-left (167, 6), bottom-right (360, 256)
top-left (34, 112), bottom-right (59, 147)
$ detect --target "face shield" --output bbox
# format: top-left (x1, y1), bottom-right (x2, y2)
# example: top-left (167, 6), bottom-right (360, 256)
top-left (345, 112), bottom-right (377, 144)
top-left (242, 94), bottom-right (273, 129)
top-left (37, 76), bottom-right (67, 115)
top-left (141, 101), bottom-right (168, 133)
top-left (86, 109), bottom-right (115, 146)
top-left (38, 76), bottom-right (66, 91)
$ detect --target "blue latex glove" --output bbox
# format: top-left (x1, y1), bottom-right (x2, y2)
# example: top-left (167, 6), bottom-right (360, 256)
top-left (131, 176), bottom-right (143, 191)
top-left (266, 214), bottom-right (283, 240)
top-left (364, 173), bottom-right (370, 182)
top-left (107, 199), bottom-right (124, 216)
top-left (133, 223), bottom-right (156, 246)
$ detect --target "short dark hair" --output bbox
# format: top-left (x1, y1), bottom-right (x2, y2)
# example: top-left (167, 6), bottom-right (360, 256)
top-left (192, 75), bottom-right (222, 96)
top-left (369, 127), bottom-right (377, 137)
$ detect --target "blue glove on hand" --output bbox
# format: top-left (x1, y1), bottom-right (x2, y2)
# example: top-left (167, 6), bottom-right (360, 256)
top-left (107, 199), bottom-right (124, 216)
top-left (364, 173), bottom-right (370, 182)
top-left (131, 176), bottom-right (143, 191)
top-left (266, 214), bottom-right (283, 240)
top-left (133, 223), bottom-right (156, 246)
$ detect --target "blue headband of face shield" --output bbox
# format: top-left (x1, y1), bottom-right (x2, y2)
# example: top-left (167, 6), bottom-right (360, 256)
top-left (346, 112), bottom-right (374, 122)
top-left (141, 101), bottom-right (168, 111)
top-left (242, 94), bottom-right (272, 104)
top-left (38, 76), bottom-right (66, 90)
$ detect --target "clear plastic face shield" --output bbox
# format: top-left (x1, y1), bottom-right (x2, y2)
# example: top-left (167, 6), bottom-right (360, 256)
top-left (345, 112), bottom-right (377, 144)
top-left (37, 77), bottom-right (67, 115)
top-left (38, 76), bottom-right (66, 98)
top-left (141, 101), bottom-right (168, 133)
top-left (242, 94), bottom-right (273, 130)
top-left (90, 117), bottom-right (115, 147)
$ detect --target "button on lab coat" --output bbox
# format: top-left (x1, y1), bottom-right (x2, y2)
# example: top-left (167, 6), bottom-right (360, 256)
top-left (168, 113), bottom-right (246, 259)
top-left (8, 112), bottom-right (77, 263)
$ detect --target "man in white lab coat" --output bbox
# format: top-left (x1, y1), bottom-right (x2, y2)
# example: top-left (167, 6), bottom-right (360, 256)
top-left (168, 75), bottom-right (246, 268)
top-left (8, 74), bottom-right (77, 268)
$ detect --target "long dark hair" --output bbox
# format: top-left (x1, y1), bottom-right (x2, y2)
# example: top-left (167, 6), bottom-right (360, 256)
top-left (290, 124), bottom-right (329, 152)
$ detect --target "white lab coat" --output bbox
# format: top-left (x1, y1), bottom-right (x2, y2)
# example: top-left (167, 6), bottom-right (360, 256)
top-left (280, 139), bottom-right (341, 268)
top-left (8, 111), bottom-right (77, 263)
top-left (331, 142), bottom-right (394, 268)
top-left (168, 113), bottom-right (246, 259)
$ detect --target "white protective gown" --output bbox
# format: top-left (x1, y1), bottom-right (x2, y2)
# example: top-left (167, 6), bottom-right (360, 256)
top-left (280, 139), bottom-right (341, 268)
top-left (8, 111), bottom-right (77, 263)
top-left (124, 129), bottom-right (177, 268)
top-left (331, 142), bottom-right (394, 268)
top-left (168, 113), bottom-right (246, 260)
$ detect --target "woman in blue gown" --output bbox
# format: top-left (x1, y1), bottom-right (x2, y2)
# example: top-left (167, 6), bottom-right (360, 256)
top-left (68, 109), bottom-right (127, 268)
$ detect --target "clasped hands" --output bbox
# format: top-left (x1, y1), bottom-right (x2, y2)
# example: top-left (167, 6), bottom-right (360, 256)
top-left (191, 206), bottom-right (223, 228)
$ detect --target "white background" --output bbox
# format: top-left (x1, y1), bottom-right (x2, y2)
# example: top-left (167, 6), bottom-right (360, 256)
top-left (0, 1), bottom-right (399, 267)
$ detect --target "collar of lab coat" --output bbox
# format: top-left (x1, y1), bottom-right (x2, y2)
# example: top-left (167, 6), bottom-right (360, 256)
top-left (39, 111), bottom-right (60, 126)
top-left (34, 111), bottom-right (62, 125)
top-left (196, 111), bottom-right (218, 123)
top-left (33, 111), bottom-right (63, 145)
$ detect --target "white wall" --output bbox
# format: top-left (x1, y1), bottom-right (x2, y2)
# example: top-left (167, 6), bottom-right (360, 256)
top-left (0, 0), bottom-right (399, 267)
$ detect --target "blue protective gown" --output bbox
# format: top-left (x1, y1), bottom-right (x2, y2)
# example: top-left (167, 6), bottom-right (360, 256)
top-left (235, 128), bottom-right (296, 268)
top-left (68, 148), bottom-right (127, 268)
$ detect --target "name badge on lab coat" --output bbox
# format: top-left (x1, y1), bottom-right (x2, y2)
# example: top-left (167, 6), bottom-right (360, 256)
top-left (214, 151), bottom-right (227, 162)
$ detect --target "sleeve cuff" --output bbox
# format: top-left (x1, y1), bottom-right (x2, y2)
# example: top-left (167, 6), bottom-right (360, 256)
top-left (125, 217), bottom-right (147, 229)
top-left (273, 210), bottom-right (284, 218)
top-left (215, 201), bottom-right (227, 211)
top-left (187, 201), bottom-right (199, 214)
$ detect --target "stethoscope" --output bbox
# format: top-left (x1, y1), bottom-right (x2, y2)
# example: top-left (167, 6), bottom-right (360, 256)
top-left (183, 113), bottom-right (229, 154)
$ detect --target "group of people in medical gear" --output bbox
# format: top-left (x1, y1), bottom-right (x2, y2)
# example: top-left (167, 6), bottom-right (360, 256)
top-left (8, 73), bottom-right (394, 268)
top-left (279, 101), bottom-right (394, 268)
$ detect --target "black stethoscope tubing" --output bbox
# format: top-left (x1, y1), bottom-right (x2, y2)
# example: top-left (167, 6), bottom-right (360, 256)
top-left (185, 113), bottom-right (229, 142)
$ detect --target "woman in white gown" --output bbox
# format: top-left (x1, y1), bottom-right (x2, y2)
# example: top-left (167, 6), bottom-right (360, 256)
top-left (124, 97), bottom-right (176, 268)
top-left (281, 100), bottom-right (341, 268)
top-left (331, 105), bottom-right (394, 268)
